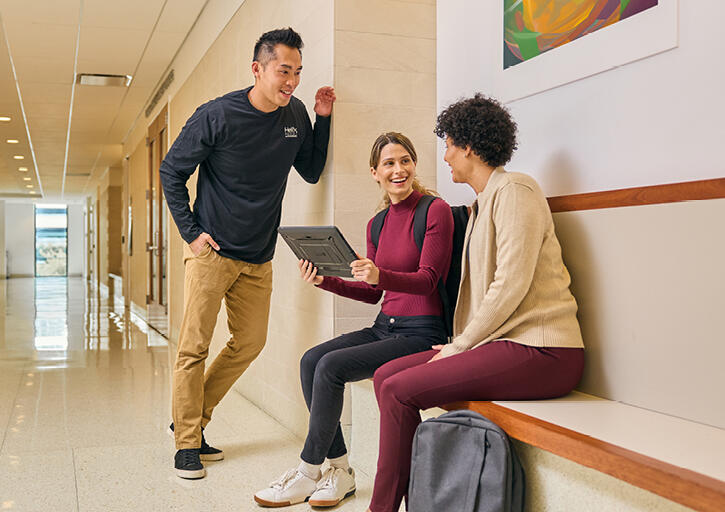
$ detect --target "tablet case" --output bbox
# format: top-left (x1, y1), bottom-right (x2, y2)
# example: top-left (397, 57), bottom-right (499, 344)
top-left (277, 226), bottom-right (357, 278)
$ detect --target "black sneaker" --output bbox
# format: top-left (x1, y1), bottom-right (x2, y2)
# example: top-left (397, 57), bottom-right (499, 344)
top-left (169, 422), bottom-right (224, 462)
top-left (174, 448), bottom-right (206, 479)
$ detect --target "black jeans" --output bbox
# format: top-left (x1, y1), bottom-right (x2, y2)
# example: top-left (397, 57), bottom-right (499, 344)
top-left (299, 312), bottom-right (447, 465)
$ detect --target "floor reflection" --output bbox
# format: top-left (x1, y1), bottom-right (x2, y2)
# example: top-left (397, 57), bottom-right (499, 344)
top-left (0, 277), bottom-right (171, 445)
top-left (0, 277), bottom-right (169, 370)
top-left (34, 277), bottom-right (69, 351)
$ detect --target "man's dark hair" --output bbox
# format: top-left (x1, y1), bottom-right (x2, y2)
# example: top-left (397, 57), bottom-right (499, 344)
top-left (253, 27), bottom-right (304, 65)
top-left (434, 94), bottom-right (518, 168)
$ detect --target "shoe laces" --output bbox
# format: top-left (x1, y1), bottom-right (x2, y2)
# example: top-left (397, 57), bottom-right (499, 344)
top-left (316, 468), bottom-right (339, 490)
top-left (270, 468), bottom-right (300, 490)
top-left (179, 449), bottom-right (199, 466)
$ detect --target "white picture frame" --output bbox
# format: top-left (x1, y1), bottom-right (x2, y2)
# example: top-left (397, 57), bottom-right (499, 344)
top-left (492, 0), bottom-right (679, 103)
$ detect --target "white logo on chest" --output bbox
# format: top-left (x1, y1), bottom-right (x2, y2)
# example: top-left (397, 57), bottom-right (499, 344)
top-left (284, 126), bottom-right (298, 138)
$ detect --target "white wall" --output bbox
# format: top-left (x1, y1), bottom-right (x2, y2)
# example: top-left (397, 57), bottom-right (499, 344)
top-left (437, 1), bottom-right (725, 202)
top-left (5, 203), bottom-right (35, 277)
top-left (68, 204), bottom-right (84, 276)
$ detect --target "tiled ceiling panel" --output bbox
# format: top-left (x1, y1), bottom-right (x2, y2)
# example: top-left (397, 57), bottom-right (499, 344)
top-left (82, 0), bottom-right (165, 31)
top-left (18, 83), bottom-right (73, 105)
top-left (77, 27), bottom-right (149, 74)
top-left (0, 0), bottom-right (80, 25)
top-left (154, 0), bottom-right (208, 34)
top-left (12, 56), bottom-right (74, 85)
top-left (3, 23), bottom-right (78, 61)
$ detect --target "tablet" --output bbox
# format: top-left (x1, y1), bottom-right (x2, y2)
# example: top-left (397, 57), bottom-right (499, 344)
top-left (277, 226), bottom-right (357, 278)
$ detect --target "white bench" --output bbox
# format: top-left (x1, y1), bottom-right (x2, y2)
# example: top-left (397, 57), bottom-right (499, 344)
top-left (444, 392), bottom-right (725, 512)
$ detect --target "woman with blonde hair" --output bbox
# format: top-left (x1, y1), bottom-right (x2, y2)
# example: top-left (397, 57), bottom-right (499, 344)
top-left (255, 132), bottom-right (454, 508)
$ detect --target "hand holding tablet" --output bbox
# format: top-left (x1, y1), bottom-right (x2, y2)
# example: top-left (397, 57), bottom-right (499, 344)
top-left (298, 259), bottom-right (323, 285)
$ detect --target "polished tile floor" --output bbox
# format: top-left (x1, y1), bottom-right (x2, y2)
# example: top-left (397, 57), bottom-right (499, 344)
top-left (0, 277), bottom-right (377, 512)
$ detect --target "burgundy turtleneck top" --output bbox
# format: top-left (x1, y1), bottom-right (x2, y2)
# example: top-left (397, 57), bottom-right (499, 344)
top-left (317, 190), bottom-right (454, 317)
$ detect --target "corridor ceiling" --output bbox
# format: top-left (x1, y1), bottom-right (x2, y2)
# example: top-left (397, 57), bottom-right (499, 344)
top-left (0, 0), bottom-right (208, 202)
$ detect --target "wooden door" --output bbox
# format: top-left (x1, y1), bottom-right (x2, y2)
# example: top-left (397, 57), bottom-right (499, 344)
top-left (146, 105), bottom-right (168, 313)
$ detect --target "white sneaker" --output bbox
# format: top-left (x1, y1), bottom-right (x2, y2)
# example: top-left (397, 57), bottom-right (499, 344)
top-left (254, 468), bottom-right (319, 507)
top-left (308, 467), bottom-right (356, 507)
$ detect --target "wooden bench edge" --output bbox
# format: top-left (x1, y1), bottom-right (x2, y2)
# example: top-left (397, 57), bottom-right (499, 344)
top-left (443, 401), bottom-right (725, 512)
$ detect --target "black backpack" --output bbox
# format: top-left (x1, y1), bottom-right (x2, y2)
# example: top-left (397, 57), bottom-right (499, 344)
top-left (370, 195), bottom-right (469, 337)
top-left (408, 409), bottom-right (525, 512)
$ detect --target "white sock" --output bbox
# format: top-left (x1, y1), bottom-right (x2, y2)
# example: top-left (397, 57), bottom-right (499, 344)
top-left (328, 454), bottom-right (350, 471)
top-left (297, 460), bottom-right (322, 481)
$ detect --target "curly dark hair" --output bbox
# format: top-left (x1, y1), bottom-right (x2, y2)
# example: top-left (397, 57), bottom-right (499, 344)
top-left (434, 94), bottom-right (518, 167)
top-left (253, 27), bottom-right (304, 64)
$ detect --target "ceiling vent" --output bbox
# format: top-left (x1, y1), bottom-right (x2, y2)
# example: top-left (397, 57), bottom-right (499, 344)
top-left (76, 73), bottom-right (132, 87)
top-left (145, 70), bottom-right (174, 117)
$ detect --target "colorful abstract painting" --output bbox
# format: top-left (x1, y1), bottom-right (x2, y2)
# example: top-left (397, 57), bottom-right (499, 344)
top-left (504, 0), bottom-right (659, 69)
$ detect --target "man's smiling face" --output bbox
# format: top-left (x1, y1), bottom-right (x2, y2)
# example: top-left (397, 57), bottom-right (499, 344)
top-left (252, 44), bottom-right (302, 111)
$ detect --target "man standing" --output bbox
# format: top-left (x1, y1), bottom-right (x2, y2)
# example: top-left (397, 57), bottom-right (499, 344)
top-left (160, 27), bottom-right (336, 479)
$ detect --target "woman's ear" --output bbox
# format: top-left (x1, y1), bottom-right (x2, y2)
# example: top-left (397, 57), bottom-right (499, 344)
top-left (371, 167), bottom-right (380, 183)
top-left (464, 145), bottom-right (473, 158)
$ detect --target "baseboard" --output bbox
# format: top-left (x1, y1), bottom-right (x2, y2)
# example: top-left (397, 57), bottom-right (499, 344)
top-left (130, 301), bottom-right (147, 320)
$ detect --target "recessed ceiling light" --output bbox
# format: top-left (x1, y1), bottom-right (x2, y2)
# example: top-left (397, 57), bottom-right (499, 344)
top-left (6, 139), bottom-right (19, 143)
top-left (76, 73), bottom-right (132, 87)
top-left (23, 177), bottom-right (31, 181)
top-left (0, 116), bottom-right (10, 122)
top-left (26, 185), bottom-right (33, 188)
top-left (13, 155), bottom-right (24, 159)
top-left (18, 167), bottom-right (28, 171)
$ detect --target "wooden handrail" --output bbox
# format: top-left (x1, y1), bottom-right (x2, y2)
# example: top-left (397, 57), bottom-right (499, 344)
top-left (443, 401), bottom-right (725, 512)
top-left (547, 177), bottom-right (725, 213)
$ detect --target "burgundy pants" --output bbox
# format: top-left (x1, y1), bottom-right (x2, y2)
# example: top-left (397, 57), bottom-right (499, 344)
top-left (370, 340), bottom-right (584, 512)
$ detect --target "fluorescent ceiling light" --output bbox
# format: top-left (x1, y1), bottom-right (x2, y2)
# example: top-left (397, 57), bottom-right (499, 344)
top-left (0, 116), bottom-right (10, 122)
top-left (23, 177), bottom-right (31, 181)
top-left (13, 155), bottom-right (24, 159)
top-left (18, 167), bottom-right (28, 171)
top-left (26, 185), bottom-right (33, 188)
top-left (6, 139), bottom-right (19, 143)
top-left (76, 73), bottom-right (132, 87)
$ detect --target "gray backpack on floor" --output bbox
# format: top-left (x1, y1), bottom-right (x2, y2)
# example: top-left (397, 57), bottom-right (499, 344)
top-left (408, 410), bottom-right (525, 512)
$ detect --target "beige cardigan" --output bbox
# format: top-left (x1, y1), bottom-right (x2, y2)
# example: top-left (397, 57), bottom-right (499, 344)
top-left (439, 169), bottom-right (584, 357)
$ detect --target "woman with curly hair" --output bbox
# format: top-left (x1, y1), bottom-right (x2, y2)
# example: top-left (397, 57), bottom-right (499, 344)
top-left (366, 95), bottom-right (585, 512)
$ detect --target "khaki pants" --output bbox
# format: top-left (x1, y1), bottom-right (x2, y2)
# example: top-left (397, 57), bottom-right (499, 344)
top-left (173, 244), bottom-right (273, 449)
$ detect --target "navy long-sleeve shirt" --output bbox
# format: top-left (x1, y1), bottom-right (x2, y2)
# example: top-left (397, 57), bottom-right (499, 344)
top-left (160, 86), bottom-right (331, 263)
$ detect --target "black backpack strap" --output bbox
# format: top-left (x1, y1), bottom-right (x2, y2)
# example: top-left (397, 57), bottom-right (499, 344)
top-left (438, 277), bottom-right (452, 337)
top-left (412, 195), bottom-right (436, 251)
top-left (412, 196), bottom-right (454, 337)
top-left (370, 207), bottom-right (389, 249)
